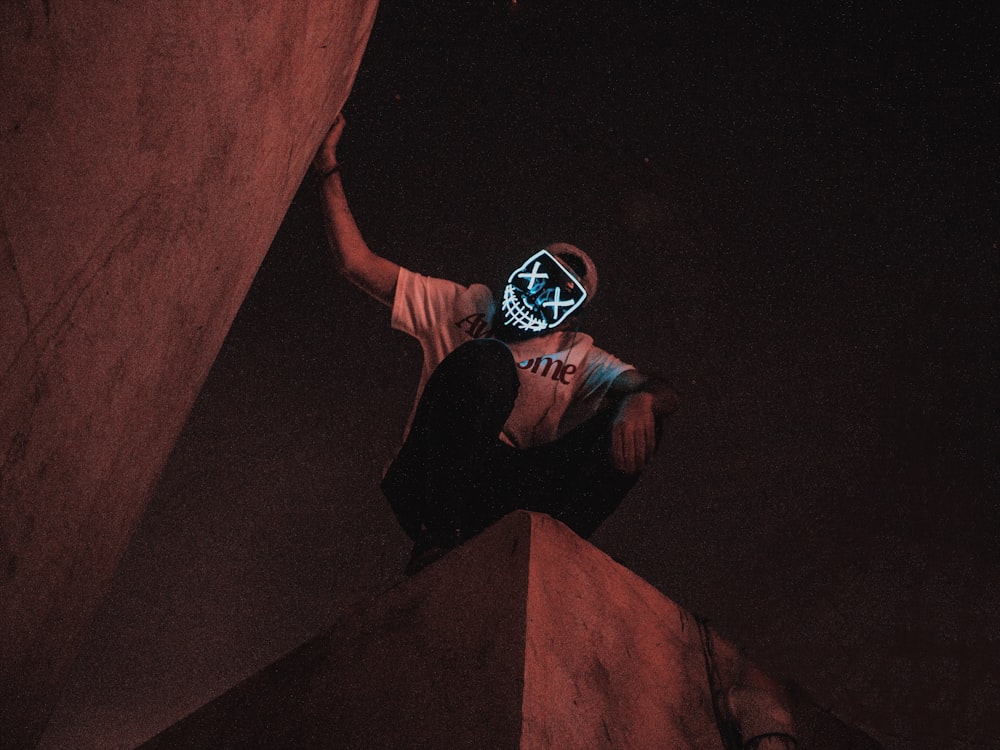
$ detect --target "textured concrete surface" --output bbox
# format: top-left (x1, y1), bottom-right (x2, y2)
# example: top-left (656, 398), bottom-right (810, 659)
top-left (140, 510), bottom-right (531, 750)
top-left (140, 512), bottom-right (873, 749)
top-left (521, 513), bottom-right (721, 748)
top-left (0, 3), bottom-right (378, 746)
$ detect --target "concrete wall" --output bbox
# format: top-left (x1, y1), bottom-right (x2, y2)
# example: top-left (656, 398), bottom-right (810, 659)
top-left (0, 2), bottom-right (378, 746)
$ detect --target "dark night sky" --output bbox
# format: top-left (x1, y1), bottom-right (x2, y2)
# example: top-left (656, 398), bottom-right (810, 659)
top-left (43, 2), bottom-right (997, 748)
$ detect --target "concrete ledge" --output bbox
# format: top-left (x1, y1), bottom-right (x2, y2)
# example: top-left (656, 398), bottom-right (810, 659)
top-left (141, 512), bottom-right (880, 749)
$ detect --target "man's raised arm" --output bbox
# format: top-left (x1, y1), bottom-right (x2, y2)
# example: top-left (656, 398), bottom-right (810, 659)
top-left (314, 115), bottom-right (400, 307)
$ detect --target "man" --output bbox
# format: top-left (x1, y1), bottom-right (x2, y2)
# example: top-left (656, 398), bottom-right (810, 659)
top-left (315, 115), bottom-right (679, 574)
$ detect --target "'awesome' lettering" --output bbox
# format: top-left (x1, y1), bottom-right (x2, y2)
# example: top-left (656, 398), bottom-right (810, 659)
top-left (455, 313), bottom-right (492, 339)
top-left (454, 314), bottom-right (575, 384)
top-left (518, 356), bottom-right (576, 385)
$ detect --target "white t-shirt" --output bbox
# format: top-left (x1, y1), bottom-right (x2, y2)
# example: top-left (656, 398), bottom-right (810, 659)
top-left (391, 267), bottom-right (633, 448)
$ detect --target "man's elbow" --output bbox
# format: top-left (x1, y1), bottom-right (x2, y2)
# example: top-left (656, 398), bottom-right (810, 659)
top-left (642, 374), bottom-right (680, 416)
top-left (339, 262), bottom-right (375, 294)
top-left (333, 255), bottom-right (359, 280)
top-left (333, 254), bottom-right (398, 307)
top-left (332, 252), bottom-right (371, 285)
top-left (611, 371), bottom-right (680, 416)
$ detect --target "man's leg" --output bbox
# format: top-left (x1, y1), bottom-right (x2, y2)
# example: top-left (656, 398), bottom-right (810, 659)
top-left (511, 402), bottom-right (664, 539)
top-left (381, 339), bottom-right (520, 566)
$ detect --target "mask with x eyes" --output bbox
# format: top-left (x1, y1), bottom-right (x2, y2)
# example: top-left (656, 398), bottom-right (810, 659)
top-left (500, 249), bottom-right (588, 333)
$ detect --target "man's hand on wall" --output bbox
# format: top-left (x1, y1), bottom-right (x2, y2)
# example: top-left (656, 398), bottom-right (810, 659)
top-left (314, 113), bottom-right (345, 176)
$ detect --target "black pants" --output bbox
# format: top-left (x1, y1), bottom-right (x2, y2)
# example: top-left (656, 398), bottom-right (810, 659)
top-left (381, 339), bottom-right (652, 546)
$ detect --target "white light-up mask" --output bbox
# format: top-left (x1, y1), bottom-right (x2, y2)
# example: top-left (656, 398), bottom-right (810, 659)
top-left (500, 249), bottom-right (588, 333)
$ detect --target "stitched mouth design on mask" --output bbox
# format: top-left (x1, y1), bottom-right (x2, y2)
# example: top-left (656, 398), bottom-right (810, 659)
top-left (502, 284), bottom-right (549, 332)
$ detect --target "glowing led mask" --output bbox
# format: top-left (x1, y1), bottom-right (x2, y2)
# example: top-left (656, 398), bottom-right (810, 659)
top-left (501, 249), bottom-right (588, 332)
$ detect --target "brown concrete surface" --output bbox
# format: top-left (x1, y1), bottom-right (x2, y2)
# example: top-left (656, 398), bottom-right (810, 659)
top-left (521, 513), bottom-right (737, 748)
top-left (0, 3), bottom-right (378, 746)
top-left (522, 513), bottom-right (721, 747)
top-left (139, 509), bottom-right (532, 750)
top-left (520, 513), bottom-right (879, 750)
top-left (140, 512), bottom-right (876, 749)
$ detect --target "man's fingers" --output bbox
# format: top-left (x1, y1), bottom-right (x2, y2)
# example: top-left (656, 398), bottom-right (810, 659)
top-left (321, 114), bottom-right (346, 150)
top-left (615, 421), bottom-right (638, 474)
top-left (314, 115), bottom-right (347, 173)
top-left (629, 426), bottom-right (642, 474)
top-left (331, 112), bottom-right (346, 137)
top-left (613, 422), bottom-right (629, 473)
top-left (612, 424), bottom-right (624, 471)
top-left (642, 413), bottom-right (656, 466)
top-left (612, 404), bottom-right (658, 474)
top-left (628, 415), bottom-right (656, 473)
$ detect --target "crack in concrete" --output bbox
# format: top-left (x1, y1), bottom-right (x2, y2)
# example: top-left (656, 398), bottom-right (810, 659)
top-left (1, 194), bottom-right (147, 386)
top-left (1, 215), bottom-right (32, 341)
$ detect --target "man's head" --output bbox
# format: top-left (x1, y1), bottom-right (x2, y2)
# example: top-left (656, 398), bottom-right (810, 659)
top-left (498, 243), bottom-right (598, 336)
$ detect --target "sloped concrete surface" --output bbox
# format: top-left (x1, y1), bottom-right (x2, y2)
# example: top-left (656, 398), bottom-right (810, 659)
top-left (140, 512), bottom-right (874, 749)
top-left (0, 3), bottom-right (378, 746)
top-left (521, 513), bottom-right (722, 748)
top-left (140, 510), bottom-right (531, 749)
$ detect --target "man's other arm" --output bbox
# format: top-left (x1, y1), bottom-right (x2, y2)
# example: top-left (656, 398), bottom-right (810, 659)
top-left (314, 115), bottom-right (400, 307)
top-left (607, 369), bottom-right (680, 474)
